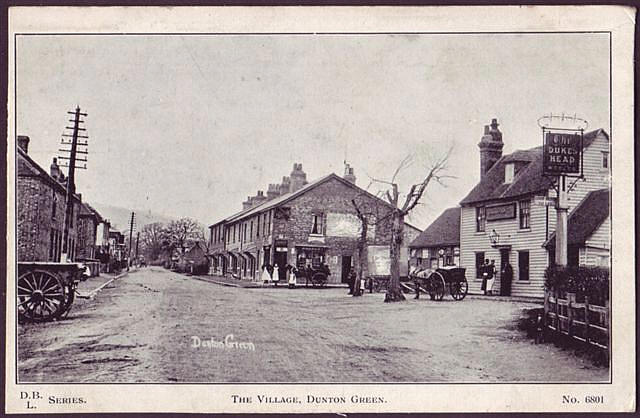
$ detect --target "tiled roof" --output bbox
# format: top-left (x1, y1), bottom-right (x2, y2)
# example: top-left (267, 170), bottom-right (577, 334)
top-left (79, 202), bottom-right (103, 222)
top-left (460, 129), bottom-right (607, 205)
top-left (210, 173), bottom-right (395, 227)
top-left (409, 207), bottom-right (461, 248)
top-left (544, 188), bottom-right (610, 248)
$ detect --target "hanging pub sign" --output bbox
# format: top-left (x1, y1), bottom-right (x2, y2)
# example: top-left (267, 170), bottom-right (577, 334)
top-left (486, 203), bottom-right (516, 221)
top-left (543, 131), bottom-right (583, 175)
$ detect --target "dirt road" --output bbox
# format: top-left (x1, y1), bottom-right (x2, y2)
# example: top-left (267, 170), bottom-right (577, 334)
top-left (17, 268), bottom-right (608, 383)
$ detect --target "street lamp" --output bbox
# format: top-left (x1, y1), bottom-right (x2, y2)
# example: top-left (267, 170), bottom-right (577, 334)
top-left (489, 229), bottom-right (500, 246)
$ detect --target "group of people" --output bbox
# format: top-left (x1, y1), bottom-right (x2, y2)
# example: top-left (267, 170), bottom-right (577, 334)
top-left (347, 268), bottom-right (370, 296)
top-left (480, 259), bottom-right (513, 296)
top-left (260, 262), bottom-right (331, 289)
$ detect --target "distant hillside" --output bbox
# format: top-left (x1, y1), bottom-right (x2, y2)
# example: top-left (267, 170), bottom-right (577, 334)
top-left (90, 203), bottom-right (176, 232)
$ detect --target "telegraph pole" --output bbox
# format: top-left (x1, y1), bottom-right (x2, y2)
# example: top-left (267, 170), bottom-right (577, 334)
top-left (135, 232), bottom-right (140, 266)
top-left (127, 212), bottom-right (136, 271)
top-left (59, 106), bottom-right (88, 262)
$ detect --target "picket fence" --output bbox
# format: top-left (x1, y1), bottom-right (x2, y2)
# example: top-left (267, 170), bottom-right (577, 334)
top-left (544, 290), bottom-right (610, 355)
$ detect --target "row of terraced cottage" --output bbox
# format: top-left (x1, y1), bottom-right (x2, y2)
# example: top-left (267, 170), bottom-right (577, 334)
top-left (409, 119), bottom-right (611, 298)
top-left (206, 119), bottom-right (611, 299)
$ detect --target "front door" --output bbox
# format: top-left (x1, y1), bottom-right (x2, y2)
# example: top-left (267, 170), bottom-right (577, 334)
top-left (500, 249), bottom-right (511, 296)
top-left (274, 250), bottom-right (288, 281)
top-left (341, 256), bottom-right (352, 283)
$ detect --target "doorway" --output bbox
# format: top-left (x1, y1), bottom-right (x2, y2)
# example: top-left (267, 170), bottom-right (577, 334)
top-left (341, 255), bottom-right (352, 284)
top-left (274, 250), bottom-right (288, 281)
top-left (499, 248), bottom-right (511, 296)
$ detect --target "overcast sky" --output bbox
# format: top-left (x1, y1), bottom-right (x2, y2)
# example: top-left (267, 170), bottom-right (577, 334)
top-left (16, 33), bottom-right (609, 230)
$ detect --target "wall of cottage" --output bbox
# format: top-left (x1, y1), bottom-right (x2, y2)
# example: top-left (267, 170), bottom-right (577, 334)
top-left (76, 216), bottom-right (98, 260)
top-left (459, 131), bottom-right (610, 298)
top-left (17, 176), bottom-right (80, 262)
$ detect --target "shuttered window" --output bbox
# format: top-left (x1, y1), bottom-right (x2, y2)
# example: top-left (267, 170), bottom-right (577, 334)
top-left (518, 251), bottom-right (530, 281)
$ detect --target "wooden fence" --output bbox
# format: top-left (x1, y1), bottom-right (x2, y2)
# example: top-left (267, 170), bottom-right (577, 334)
top-left (544, 290), bottom-right (610, 355)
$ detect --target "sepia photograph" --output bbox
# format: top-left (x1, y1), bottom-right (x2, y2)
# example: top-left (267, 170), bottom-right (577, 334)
top-left (5, 6), bottom-right (635, 414)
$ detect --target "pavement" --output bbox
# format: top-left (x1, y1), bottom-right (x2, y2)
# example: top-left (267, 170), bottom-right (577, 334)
top-left (17, 267), bottom-right (608, 383)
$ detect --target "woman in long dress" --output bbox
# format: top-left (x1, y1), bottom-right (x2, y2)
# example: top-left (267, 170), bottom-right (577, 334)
top-left (272, 264), bottom-right (280, 287)
top-left (261, 264), bottom-right (271, 284)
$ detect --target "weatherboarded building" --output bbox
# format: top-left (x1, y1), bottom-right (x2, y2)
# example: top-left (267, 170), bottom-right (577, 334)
top-left (458, 119), bottom-right (610, 298)
top-left (209, 163), bottom-right (419, 284)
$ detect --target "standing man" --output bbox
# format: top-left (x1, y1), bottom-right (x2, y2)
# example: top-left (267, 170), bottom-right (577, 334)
top-left (501, 261), bottom-right (513, 296)
top-left (481, 259), bottom-right (489, 295)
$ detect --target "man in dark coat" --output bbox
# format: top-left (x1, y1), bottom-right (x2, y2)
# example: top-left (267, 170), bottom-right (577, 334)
top-left (501, 262), bottom-right (513, 296)
top-left (480, 259), bottom-right (489, 295)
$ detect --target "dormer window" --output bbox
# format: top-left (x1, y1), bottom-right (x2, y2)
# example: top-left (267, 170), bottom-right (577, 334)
top-left (504, 163), bottom-right (515, 184)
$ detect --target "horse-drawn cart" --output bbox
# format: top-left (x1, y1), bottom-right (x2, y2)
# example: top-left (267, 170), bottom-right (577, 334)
top-left (411, 266), bottom-right (468, 301)
top-left (17, 262), bottom-right (83, 322)
top-left (299, 266), bottom-right (329, 288)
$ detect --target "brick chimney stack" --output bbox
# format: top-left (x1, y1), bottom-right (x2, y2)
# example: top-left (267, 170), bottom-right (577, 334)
top-left (253, 190), bottom-right (267, 206)
top-left (343, 163), bottom-right (356, 184)
top-left (279, 176), bottom-right (291, 195)
top-left (477, 118), bottom-right (504, 180)
top-left (17, 135), bottom-right (30, 154)
top-left (242, 196), bottom-right (252, 211)
top-left (50, 157), bottom-right (61, 181)
top-left (290, 163), bottom-right (307, 192)
top-left (267, 184), bottom-right (279, 200)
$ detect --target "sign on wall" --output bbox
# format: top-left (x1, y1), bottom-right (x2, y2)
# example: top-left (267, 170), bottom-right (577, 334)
top-left (486, 203), bottom-right (516, 221)
top-left (326, 213), bottom-right (375, 239)
top-left (543, 132), bottom-right (582, 175)
top-left (367, 246), bottom-right (390, 276)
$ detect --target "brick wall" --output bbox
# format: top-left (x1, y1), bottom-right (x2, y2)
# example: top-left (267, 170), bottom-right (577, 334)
top-left (17, 175), bottom-right (80, 262)
top-left (77, 215), bottom-right (98, 260)
top-left (270, 177), bottom-right (395, 283)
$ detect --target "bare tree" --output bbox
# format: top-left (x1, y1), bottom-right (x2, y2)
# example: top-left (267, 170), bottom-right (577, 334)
top-left (166, 218), bottom-right (206, 254)
top-left (368, 148), bottom-right (453, 302)
top-left (140, 222), bottom-right (168, 261)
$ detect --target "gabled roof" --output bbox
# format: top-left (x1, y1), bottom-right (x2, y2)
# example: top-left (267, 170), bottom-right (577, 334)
top-left (17, 147), bottom-right (80, 201)
top-left (544, 188), bottom-right (610, 248)
top-left (79, 202), bottom-right (104, 222)
top-left (409, 207), bottom-right (461, 248)
top-left (460, 129), bottom-right (608, 206)
top-left (210, 173), bottom-right (394, 226)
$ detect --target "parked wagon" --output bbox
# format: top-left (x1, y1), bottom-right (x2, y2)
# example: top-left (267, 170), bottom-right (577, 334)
top-left (298, 266), bottom-right (330, 288)
top-left (17, 262), bottom-right (83, 322)
top-left (411, 266), bottom-right (468, 301)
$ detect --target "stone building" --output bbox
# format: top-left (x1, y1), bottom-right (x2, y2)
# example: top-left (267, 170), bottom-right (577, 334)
top-left (76, 202), bottom-right (105, 261)
top-left (458, 119), bottom-right (610, 298)
top-left (209, 163), bottom-right (419, 284)
top-left (17, 136), bottom-right (82, 262)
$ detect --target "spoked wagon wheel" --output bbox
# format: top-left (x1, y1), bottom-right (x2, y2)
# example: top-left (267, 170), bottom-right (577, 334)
top-left (428, 272), bottom-right (446, 301)
top-left (451, 279), bottom-right (468, 301)
top-left (311, 273), bottom-right (326, 288)
top-left (57, 284), bottom-right (77, 318)
top-left (17, 270), bottom-right (66, 322)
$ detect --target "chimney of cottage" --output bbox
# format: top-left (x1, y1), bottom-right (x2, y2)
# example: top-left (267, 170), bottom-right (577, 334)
top-left (290, 163), bottom-right (307, 192)
top-left (343, 162), bottom-right (356, 184)
top-left (279, 176), bottom-right (291, 195)
top-left (477, 118), bottom-right (504, 180)
top-left (267, 184), bottom-right (279, 200)
top-left (242, 196), bottom-right (252, 211)
top-left (50, 157), bottom-right (61, 180)
top-left (253, 190), bottom-right (267, 206)
top-left (17, 135), bottom-right (30, 154)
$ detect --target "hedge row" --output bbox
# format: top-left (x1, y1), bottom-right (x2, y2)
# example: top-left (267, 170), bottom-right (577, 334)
top-left (544, 265), bottom-right (609, 305)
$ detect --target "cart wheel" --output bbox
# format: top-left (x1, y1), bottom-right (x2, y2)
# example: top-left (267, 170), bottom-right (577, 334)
top-left (451, 280), bottom-right (468, 301)
top-left (57, 284), bottom-right (77, 318)
top-left (428, 272), bottom-right (446, 301)
top-left (17, 270), bottom-right (66, 322)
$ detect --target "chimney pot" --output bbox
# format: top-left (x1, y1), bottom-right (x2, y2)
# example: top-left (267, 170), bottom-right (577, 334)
top-left (484, 125), bottom-right (490, 134)
top-left (17, 135), bottom-right (30, 153)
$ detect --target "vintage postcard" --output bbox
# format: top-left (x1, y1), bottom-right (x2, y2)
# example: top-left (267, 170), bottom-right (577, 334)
top-left (4, 5), bottom-right (636, 413)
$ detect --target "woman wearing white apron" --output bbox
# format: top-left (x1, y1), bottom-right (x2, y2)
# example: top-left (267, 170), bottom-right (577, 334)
top-left (261, 265), bottom-right (271, 284)
top-left (272, 264), bottom-right (280, 287)
top-left (288, 267), bottom-right (297, 289)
